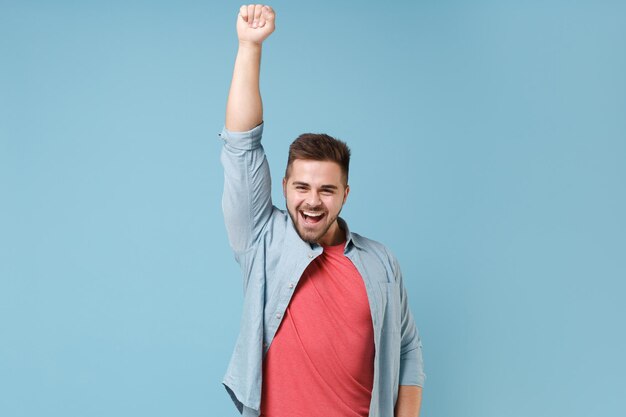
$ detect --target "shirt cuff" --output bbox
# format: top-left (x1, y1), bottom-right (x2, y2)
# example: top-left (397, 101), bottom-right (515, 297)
top-left (219, 123), bottom-right (264, 151)
top-left (399, 351), bottom-right (426, 387)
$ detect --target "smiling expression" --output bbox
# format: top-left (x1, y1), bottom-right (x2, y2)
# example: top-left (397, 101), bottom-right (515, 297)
top-left (283, 159), bottom-right (350, 246)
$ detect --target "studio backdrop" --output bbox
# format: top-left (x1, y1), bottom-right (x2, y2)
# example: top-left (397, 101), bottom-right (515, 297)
top-left (1, 1), bottom-right (625, 416)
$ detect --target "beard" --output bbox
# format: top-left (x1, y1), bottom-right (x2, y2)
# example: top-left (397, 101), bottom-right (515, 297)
top-left (286, 200), bottom-right (342, 244)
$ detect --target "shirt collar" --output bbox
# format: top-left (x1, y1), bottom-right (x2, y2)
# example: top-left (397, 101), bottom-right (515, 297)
top-left (337, 217), bottom-right (363, 251)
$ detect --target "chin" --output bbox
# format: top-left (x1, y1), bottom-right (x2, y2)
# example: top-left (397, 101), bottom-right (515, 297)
top-left (295, 225), bottom-right (326, 244)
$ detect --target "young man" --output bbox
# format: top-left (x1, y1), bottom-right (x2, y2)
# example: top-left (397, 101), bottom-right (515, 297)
top-left (219, 5), bottom-right (425, 417)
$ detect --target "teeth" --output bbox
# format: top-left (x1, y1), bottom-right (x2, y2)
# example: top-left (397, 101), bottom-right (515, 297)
top-left (302, 211), bottom-right (323, 217)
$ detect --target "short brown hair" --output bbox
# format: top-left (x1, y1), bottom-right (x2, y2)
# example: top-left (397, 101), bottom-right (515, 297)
top-left (285, 133), bottom-right (351, 184)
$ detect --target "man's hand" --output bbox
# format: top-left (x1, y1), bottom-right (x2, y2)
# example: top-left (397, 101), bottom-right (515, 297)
top-left (237, 4), bottom-right (276, 46)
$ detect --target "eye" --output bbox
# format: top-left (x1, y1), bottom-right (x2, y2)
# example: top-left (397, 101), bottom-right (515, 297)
top-left (321, 189), bottom-right (335, 195)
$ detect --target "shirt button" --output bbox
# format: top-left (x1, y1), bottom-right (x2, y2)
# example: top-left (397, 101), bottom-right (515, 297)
top-left (275, 313), bottom-right (281, 319)
top-left (308, 253), bottom-right (314, 258)
top-left (288, 283), bottom-right (294, 289)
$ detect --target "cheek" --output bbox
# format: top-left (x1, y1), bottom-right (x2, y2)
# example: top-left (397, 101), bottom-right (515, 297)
top-left (286, 194), bottom-right (303, 209)
top-left (325, 197), bottom-right (344, 213)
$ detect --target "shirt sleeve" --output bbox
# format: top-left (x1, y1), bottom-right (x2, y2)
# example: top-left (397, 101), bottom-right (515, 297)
top-left (219, 123), bottom-right (273, 256)
top-left (393, 256), bottom-right (426, 387)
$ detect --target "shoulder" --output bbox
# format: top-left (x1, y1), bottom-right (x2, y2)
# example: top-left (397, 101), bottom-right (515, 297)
top-left (264, 206), bottom-right (289, 236)
top-left (351, 232), bottom-right (401, 274)
top-left (238, 207), bottom-right (287, 251)
top-left (348, 232), bottom-right (403, 284)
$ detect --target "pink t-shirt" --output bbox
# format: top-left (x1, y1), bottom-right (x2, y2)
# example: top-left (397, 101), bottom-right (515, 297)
top-left (260, 242), bottom-right (375, 417)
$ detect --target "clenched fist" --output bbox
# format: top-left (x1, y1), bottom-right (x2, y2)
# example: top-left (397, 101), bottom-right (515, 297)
top-left (237, 4), bottom-right (276, 45)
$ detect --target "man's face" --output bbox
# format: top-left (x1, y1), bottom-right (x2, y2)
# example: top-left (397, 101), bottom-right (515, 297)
top-left (283, 159), bottom-right (350, 246)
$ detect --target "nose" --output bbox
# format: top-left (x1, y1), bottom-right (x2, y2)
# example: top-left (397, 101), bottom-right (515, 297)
top-left (305, 191), bottom-right (322, 207)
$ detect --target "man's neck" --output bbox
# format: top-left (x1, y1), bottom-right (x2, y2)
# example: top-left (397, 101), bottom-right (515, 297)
top-left (317, 221), bottom-right (346, 246)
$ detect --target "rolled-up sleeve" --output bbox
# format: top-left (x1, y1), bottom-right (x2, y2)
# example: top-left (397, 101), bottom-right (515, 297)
top-left (393, 256), bottom-right (426, 387)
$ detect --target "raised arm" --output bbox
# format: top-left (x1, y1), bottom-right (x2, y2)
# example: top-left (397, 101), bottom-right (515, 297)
top-left (225, 4), bottom-right (275, 131)
top-left (220, 5), bottom-right (276, 255)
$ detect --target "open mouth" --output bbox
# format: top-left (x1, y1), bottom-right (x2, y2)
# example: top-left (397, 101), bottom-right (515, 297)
top-left (300, 210), bottom-right (325, 225)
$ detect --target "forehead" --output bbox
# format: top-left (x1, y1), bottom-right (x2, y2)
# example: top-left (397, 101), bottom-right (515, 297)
top-left (287, 159), bottom-right (344, 185)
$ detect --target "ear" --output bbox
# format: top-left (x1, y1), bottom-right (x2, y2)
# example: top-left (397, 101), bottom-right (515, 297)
top-left (282, 177), bottom-right (287, 198)
top-left (343, 184), bottom-right (350, 204)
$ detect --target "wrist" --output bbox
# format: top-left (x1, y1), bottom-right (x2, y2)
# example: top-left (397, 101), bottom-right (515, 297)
top-left (238, 40), bottom-right (263, 51)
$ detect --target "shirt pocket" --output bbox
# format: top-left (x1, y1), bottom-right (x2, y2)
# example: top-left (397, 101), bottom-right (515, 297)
top-left (379, 282), bottom-right (401, 334)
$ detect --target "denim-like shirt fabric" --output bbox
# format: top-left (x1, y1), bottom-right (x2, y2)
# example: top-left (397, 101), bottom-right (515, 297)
top-left (219, 123), bottom-right (425, 417)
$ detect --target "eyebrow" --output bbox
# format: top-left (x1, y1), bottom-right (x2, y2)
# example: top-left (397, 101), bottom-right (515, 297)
top-left (292, 181), bottom-right (339, 190)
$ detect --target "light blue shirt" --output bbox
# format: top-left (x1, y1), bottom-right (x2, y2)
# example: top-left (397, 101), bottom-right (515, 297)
top-left (219, 123), bottom-right (425, 417)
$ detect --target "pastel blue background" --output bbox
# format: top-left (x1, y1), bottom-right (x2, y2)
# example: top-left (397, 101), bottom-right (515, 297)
top-left (1, 0), bottom-right (624, 416)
